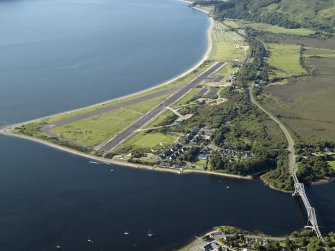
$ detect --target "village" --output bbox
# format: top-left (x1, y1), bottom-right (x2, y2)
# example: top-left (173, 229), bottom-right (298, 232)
top-left (112, 58), bottom-right (254, 172)
top-left (182, 226), bottom-right (335, 251)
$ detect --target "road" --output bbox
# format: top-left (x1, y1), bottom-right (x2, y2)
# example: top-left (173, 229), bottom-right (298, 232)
top-left (250, 85), bottom-right (323, 240)
top-left (40, 87), bottom-right (180, 133)
top-left (249, 85), bottom-right (296, 176)
top-left (99, 61), bottom-right (225, 152)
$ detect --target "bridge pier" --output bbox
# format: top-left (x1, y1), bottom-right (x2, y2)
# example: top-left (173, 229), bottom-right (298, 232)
top-left (292, 182), bottom-right (323, 241)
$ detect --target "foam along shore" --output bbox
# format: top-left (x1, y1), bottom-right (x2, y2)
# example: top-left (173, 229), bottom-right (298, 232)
top-left (0, 127), bottom-right (252, 181)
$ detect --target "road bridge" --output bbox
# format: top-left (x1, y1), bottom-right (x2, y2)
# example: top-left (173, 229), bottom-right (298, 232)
top-left (249, 85), bottom-right (323, 241)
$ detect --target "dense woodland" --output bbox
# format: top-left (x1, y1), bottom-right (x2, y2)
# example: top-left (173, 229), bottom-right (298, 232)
top-left (193, 0), bottom-right (335, 32)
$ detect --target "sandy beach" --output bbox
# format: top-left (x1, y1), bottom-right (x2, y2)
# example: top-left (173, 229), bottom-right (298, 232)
top-left (0, 3), bottom-right (249, 181)
top-left (0, 127), bottom-right (252, 181)
top-left (0, 3), bottom-right (214, 131)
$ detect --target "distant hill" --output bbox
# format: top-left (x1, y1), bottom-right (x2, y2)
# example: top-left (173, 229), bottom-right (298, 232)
top-left (194, 0), bottom-right (335, 31)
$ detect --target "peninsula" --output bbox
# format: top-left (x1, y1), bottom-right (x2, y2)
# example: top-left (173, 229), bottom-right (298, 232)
top-left (1, 0), bottom-right (335, 194)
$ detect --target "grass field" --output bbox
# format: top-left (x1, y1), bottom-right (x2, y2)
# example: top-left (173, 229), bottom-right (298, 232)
top-left (117, 87), bottom-right (204, 152)
top-left (304, 47), bottom-right (335, 58)
top-left (50, 95), bottom-right (169, 147)
top-left (261, 54), bottom-right (335, 142)
top-left (222, 19), bottom-right (315, 36)
top-left (16, 60), bottom-right (216, 149)
top-left (173, 88), bottom-right (202, 108)
top-left (210, 22), bottom-right (246, 61)
top-left (121, 132), bottom-right (176, 151)
top-left (238, 21), bottom-right (314, 36)
top-left (223, 19), bottom-right (241, 29)
top-left (267, 43), bottom-right (306, 79)
top-left (328, 161), bottom-right (335, 171)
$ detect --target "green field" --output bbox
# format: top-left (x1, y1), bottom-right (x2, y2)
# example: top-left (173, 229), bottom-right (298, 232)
top-left (267, 43), bottom-right (306, 79)
top-left (50, 95), bottom-right (169, 147)
top-left (145, 111), bottom-right (176, 129)
top-left (121, 132), bottom-right (176, 151)
top-left (222, 19), bottom-right (241, 29)
top-left (210, 22), bottom-right (246, 61)
top-left (261, 54), bottom-right (335, 142)
top-left (117, 87), bottom-right (204, 152)
top-left (215, 63), bottom-right (236, 78)
top-left (173, 88), bottom-right (202, 108)
top-left (304, 47), bottom-right (335, 58)
top-left (210, 41), bottom-right (246, 61)
top-left (13, 60), bottom-right (216, 151)
top-left (238, 21), bottom-right (314, 36)
top-left (329, 161), bottom-right (335, 171)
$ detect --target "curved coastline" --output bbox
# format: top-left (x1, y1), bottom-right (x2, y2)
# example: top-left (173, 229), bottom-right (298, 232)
top-left (0, 3), bottom-right (214, 130)
top-left (0, 3), bottom-right (250, 181)
top-left (1, 128), bottom-right (252, 181)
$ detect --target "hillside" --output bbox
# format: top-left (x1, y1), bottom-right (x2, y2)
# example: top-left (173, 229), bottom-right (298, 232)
top-left (195, 0), bottom-right (335, 31)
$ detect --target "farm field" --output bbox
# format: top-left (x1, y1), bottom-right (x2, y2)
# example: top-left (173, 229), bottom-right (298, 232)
top-left (239, 21), bottom-right (314, 36)
top-left (259, 32), bottom-right (335, 49)
top-left (222, 19), bottom-right (314, 36)
top-left (210, 22), bottom-right (246, 61)
top-left (266, 43), bottom-right (306, 79)
top-left (303, 47), bottom-right (335, 58)
top-left (222, 19), bottom-right (241, 29)
top-left (260, 55), bottom-right (335, 142)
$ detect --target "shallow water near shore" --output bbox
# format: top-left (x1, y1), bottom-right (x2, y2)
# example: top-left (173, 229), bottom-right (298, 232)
top-left (0, 0), bottom-right (334, 250)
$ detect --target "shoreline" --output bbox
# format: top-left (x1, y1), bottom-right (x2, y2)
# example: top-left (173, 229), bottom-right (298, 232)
top-left (0, 2), bottom-right (214, 131)
top-left (260, 175), bottom-right (293, 194)
top-left (0, 2), bottom-right (254, 182)
top-left (1, 1), bottom-right (334, 188)
top-left (0, 129), bottom-right (252, 181)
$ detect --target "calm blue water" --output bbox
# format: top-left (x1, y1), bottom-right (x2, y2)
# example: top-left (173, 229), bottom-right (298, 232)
top-left (0, 0), bottom-right (208, 123)
top-left (0, 0), bottom-right (334, 250)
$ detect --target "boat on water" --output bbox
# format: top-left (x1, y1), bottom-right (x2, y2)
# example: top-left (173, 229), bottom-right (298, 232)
top-left (226, 186), bottom-right (230, 189)
top-left (110, 169), bottom-right (115, 172)
top-left (88, 236), bottom-right (94, 244)
top-left (147, 229), bottom-right (153, 237)
top-left (124, 230), bottom-right (129, 236)
top-left (55, 243), bottom-right (62, 249)
top-left (89, 160), bottom-right (99, 164)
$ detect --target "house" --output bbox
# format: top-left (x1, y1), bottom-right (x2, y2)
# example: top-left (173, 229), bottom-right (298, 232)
top-left (211, 242), bottom-right (222, 251)
top-left (197, 154), bottom-right (208, 160)
top-left (201, 146), bottom-right (211, 154)
top-left (200, 242), bottom-right (222, 251)
top-left (201, 243), bottom-right (212, 251)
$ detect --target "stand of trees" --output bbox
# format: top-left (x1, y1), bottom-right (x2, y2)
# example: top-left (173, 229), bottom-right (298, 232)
top-left (194, 0), bottom-right (334, 32)
top-left (235, 29), bottom-right (268, 85)
top-left (212, 0), bottom-right (301, 29)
